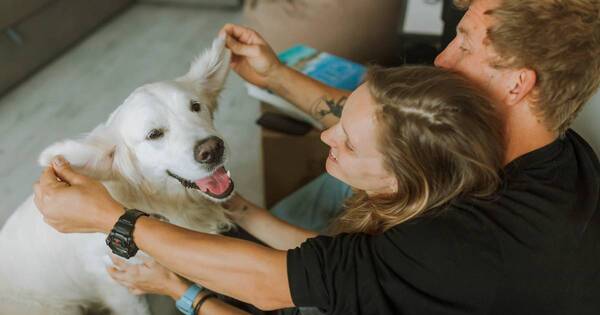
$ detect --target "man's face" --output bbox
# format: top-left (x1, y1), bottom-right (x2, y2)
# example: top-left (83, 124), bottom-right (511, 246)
top-left (435, 0), bottom-right (508, 104)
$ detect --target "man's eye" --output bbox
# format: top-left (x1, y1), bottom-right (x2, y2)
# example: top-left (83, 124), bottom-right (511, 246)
top-left (146, 128), bottom-right (165, 140)
top-left (190, 100), bottom-right (201, 112)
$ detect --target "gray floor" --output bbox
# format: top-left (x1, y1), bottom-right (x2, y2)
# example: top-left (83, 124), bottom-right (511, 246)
top-left (0, 3), bottom-right (263, 226)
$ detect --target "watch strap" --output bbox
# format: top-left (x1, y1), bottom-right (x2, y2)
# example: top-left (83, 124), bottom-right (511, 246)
top-left (176, 284), bottom-right (203, 315)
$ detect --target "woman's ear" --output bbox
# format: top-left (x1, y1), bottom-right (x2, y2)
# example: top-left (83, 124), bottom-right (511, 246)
top-left (38, 124), bottom-right (117, 181)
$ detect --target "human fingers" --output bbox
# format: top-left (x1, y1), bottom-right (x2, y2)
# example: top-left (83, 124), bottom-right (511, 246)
top-left (226, 35), bottom-right (260, 57)
top-left (110, 254), bottom-right (129, 270)
top-left (129, 288), bottom-right (146, 295)
top-left (39, 166), bottom-right (64, 189)
top-left (221, 23), bottom-right (264, 45)
top-left (51, 156), bottom-right (87, 186)
top-left (107, 267), bottom-right (135, 287)
top-left (34, 175), bottom-right (63, 216)
top-left (139, 254), bottom-right (155, 266)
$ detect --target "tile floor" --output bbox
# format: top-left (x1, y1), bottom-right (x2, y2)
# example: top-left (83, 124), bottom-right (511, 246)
top-left (0, 3), bottom-right (264, 226)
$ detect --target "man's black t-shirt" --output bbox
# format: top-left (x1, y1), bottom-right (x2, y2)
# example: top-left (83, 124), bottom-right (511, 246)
top-left (287, 129), bottom-right (600, 315)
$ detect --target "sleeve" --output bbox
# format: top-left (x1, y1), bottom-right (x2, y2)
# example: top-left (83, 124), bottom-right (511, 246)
top-left (286, 209), bottom-right (503, 315)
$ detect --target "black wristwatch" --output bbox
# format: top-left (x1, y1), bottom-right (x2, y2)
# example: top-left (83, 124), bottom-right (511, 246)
top-left (105, 209), bottom-right (149, 259)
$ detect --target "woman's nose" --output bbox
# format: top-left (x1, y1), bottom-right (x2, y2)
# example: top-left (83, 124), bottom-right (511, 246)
top-left (320, 127), bottom-right (335, 147)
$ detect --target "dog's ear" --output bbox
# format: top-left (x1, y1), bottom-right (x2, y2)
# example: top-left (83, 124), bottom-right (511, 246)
top-left (178, 35), bottom-right (231, 107)
top-left (38, 124), bottom-right (117, 181)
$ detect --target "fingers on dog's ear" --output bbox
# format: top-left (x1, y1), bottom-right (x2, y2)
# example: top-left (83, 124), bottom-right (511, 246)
top-left (39, 167), bottom-right (59, 188)
top-left (52, 157), bottom-right (87, 185)
top-left (226, 36), bottom-right (259, 57)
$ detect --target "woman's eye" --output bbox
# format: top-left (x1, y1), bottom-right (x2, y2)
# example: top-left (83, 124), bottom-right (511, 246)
top-left (345, 141), bottom-right (354, 151)
top-left (190, 100), bottom-right (201, 112)
top-left (146, 128), bottom-right (165, 140)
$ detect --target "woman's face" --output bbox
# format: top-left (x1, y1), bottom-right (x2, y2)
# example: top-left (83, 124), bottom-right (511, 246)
top-left (321, 84), bottom-right (397, 195)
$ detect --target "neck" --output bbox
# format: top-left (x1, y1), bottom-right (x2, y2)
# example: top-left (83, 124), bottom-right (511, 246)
top-left (502, 101), bottom-right (558, 165)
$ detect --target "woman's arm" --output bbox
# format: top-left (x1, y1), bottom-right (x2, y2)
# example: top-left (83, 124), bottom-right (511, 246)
top-left (221, 24), bottom-right (350, 128)
top-left (226, 194), bottom-right (318, 250)
top-left (107, 255), bottom-right (250, 315)
top-left (267, 65), bottom-right (350, 128)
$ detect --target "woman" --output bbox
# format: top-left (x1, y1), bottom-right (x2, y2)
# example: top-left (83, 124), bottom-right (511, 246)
top-left (34, 25), bottom-right (504, 314)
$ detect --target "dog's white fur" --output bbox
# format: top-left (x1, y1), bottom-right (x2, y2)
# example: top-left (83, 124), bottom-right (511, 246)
top-left (0, 36), bottom-right (233, 315)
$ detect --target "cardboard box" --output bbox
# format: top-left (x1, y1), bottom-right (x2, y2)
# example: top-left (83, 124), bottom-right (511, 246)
top-left (243, 0), bottom-right (402, 64)
top-left (260, 103), bottom-right (329, 208)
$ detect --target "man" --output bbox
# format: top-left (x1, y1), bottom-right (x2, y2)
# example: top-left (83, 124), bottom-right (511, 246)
top-left (35, 0), bottom-right (600, 314)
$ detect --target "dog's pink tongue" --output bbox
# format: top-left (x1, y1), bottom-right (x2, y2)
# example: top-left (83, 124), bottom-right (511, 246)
top-left (195, 167), bottom-right (231, 196)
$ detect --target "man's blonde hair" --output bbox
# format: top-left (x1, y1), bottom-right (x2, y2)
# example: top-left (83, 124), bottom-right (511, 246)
top-left (455, 0), bottom-right (600, 133)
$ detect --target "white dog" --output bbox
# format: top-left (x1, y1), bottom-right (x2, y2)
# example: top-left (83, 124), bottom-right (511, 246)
top-left (0, 36), bottom-right (234, 315)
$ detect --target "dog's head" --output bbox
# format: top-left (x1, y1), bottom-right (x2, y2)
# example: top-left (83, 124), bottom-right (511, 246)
top-left (39, 36), bottom-right (235, 202)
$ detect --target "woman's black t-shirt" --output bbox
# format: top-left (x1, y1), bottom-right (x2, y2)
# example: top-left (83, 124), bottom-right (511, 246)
top-left (287, 129), bottom-right (600, 315)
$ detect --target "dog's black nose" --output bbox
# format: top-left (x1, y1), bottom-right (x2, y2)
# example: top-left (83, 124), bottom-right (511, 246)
top-left (194, 136), bottom-right (224, 164)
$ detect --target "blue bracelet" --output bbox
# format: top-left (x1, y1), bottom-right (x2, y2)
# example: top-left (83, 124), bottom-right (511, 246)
top-left (176, 284), bottom-right (203, 315)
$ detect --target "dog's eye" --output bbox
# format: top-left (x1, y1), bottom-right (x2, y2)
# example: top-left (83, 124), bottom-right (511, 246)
top-left (190, 101), bottom-right (201, 113)
top-left (146, 128), bottom-right (165, 140)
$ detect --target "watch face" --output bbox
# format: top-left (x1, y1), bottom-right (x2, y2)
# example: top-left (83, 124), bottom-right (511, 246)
top-left (107, 233), bottom-right (134, 258)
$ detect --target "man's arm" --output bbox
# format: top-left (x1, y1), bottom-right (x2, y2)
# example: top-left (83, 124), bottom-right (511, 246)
top-left (34, 161), bottom-right (295, 311)
top-left (131, 216), bottom-right (293, 311)
top-left (225, 194), bottom-right (318, 250)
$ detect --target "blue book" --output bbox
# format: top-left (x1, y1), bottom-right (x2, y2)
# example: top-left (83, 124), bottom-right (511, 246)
top-left (278, 45), bottom-right (366, 91)
top-left (246, 45), bottom-right (366, 129)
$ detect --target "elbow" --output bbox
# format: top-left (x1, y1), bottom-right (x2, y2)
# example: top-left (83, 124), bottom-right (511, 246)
top-left (248, 277), bottom-right (292, 310)
top-left (252, 296), bottom-right (291, 311)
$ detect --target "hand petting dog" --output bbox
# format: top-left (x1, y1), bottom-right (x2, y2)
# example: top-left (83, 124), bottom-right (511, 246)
top-left (107, 254), bottom-right (191, 299)
top-left (34, 156), bottom-right (124, 234)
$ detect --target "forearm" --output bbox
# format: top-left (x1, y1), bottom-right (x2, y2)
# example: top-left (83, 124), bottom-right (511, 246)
top-left (131, 217), bottom-right (293, 310)
top-left (267, 65), bottom-right (350, 128)
top-left (229, 195), bottom-right (318, 250)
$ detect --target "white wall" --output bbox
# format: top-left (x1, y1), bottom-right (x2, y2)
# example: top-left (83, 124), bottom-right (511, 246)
top-left (403, 0), bottom-right (444, 35)
top-left (573, 90), bottom-right (600, 155)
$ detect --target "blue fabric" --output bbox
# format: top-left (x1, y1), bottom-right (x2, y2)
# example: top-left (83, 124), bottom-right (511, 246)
top-left (270, 173), bottom-right (352, 233)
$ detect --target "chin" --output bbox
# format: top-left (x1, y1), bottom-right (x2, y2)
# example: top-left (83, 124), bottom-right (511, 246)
top-left (325, 159), bottom-right (345, 183)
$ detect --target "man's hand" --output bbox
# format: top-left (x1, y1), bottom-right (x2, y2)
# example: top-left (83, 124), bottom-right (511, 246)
top-left (33, 156), bottom-right (124, 234)
top-left (219, 23), bottom-right (284, 89)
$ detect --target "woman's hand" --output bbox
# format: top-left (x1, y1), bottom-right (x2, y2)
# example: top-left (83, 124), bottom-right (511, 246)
top-left (222, 193), bottom-right (251, 224)
top-left (219, 23), bottom-right (284, 89)
top-left (33, 156), bottom-right (124, 234)
top-left (107, 254), bottom-right (191, 299)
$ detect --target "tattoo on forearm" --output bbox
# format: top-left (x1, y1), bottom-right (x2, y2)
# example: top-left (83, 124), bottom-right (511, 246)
top-left (311, 96), bottom-right (347, 120)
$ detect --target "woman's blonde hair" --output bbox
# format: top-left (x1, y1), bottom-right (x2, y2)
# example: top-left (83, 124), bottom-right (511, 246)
top-left (329, 66), bottom-right (504, 235)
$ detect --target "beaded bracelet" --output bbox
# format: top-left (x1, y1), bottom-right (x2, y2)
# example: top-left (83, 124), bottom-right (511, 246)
top-left (193, 291), bottom-right (217, 315)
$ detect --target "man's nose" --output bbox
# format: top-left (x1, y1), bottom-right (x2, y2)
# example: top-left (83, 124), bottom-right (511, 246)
top-left (194, 136), bottom-right (224, 164)
top-left (434, 51), bottom-right (449, 69)
top-left (434, 46), bottom-right (454, 69)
